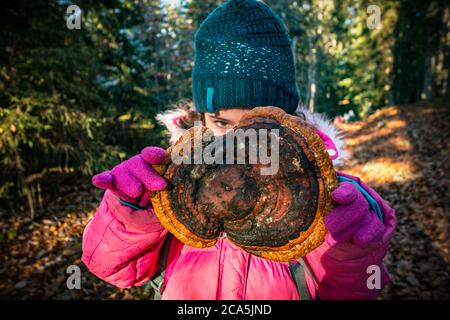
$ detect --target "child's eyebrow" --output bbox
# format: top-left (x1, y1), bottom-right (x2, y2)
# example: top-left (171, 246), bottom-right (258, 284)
top-left (209, 115), bottom-right (234, 123)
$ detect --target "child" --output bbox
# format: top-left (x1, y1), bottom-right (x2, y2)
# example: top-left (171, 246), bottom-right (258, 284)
top-left (81, 0), bottom-right (396, 300)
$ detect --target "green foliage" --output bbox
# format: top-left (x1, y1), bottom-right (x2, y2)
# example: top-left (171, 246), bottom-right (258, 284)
top-left (0, 94), bottom-right (126, 211)
top-left (267, 0), bottom-right (448, 117)
top-left (0, 0), bottom-right (172, 214)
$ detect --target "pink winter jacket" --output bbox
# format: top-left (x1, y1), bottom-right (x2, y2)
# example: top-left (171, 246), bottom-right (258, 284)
top-left (81, 108), bottom-right (396, 299)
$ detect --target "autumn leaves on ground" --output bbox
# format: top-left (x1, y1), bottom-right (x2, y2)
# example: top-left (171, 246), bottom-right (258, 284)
top-left (0, 103), bottom-right (449, 299)
top-left (335, 102), bottom-right (450, 299)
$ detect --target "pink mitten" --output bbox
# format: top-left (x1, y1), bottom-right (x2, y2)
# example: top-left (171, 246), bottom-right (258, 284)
top-left (92, 147), bottom-right (167, 208)
top-left (324, 181), bottom-right (386, 247)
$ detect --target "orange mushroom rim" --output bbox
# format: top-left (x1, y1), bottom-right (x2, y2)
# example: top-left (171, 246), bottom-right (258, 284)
top-left (151, 106), bottom-right (338, 262)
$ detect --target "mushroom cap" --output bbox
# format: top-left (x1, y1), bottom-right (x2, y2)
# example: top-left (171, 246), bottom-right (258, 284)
top-left (151, 106), bottom-right (338, 261)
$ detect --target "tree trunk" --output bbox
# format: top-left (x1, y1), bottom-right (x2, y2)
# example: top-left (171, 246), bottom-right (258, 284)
top-left (308, 48), bottom-right (317, 113)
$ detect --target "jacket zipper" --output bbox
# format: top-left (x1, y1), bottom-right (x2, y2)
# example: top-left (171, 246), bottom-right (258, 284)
top-left (215, 233), bottom-right (225, 299)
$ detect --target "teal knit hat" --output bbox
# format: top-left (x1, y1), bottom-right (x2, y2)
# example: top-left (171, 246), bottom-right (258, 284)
top-left (192, 0), bottom-right (300, 114)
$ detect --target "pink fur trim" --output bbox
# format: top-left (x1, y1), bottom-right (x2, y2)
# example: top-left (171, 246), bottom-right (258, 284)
top-left (155, 110), bottom-right (187, 144)
top-left (172, 116), bottom-right (182, 128)
top-left (294, 106), bottom-right (346, 165)
top-left (315, 128), bottom-right (339, 160)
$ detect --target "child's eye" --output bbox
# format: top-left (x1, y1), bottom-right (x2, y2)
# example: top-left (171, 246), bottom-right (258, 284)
top-left (214, 121), bottom-right (231, 128)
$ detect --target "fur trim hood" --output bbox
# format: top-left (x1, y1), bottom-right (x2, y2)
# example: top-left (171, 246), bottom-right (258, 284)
top-left (155, 105), bottom-right (345, 166)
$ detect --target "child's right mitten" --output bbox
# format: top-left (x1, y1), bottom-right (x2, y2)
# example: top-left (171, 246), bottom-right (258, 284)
top-left (91, 146), bottom-right (167, 208)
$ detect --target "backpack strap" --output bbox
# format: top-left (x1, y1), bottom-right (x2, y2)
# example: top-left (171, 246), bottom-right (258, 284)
top-left (145, 233), bottom-right (174, 300)
top-left (289, 258), bottom-right (319, 300)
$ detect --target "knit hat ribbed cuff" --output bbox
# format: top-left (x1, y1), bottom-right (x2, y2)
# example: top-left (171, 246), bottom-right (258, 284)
top-left (193, 76), bottom-right (299, 114)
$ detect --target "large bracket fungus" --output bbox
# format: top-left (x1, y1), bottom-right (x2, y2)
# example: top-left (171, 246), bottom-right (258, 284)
top-left (151, 106), bottom-right (338, 262)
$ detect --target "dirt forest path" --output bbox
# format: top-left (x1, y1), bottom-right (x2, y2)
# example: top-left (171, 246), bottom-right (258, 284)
top-left (0, 102), bottom-right (449, 299)
top-left (336, 102), bottom-right (450, 299)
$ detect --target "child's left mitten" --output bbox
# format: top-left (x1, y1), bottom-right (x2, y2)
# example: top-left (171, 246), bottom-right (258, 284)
top-left (324, 181), bottom-right (386, 247)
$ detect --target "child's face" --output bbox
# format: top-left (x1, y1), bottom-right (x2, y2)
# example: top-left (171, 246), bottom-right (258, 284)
top-left (204, 108), bottom-right (250, 135)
